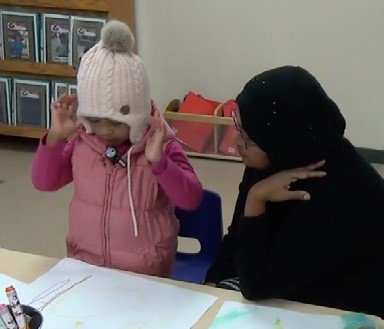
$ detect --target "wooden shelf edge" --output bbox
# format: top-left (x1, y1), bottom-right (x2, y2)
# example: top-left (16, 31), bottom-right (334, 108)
top-left (164, 112), bottom-right (233, 126)
top-left (0, 0), bottom-right (111, 12)
top-left (186, 151), bottom-right (241, 162)
top-left (164, 99), bottom-right (233, 125)
top-left (0, 60), bottom-right (76, 78)
top-left (0, 125), bottom-right (46, 138)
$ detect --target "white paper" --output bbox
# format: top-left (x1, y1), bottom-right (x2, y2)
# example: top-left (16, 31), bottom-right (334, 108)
top-left (209, 301), bottom-right (378, 329)
top-left (22, 258), bottom-right (217, 329)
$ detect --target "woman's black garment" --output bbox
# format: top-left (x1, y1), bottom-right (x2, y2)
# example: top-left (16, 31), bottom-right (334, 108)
top-left (206, 140), bottom-right (384, 318)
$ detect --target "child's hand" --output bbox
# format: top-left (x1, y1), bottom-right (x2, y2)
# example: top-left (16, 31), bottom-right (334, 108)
top-left (47, 94), bottom-right (81, 145)
top-left (145, 118), bottom-right (166, 164)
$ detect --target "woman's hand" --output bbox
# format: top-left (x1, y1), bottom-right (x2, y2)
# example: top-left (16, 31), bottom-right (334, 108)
top-left (244, 160), bottom-right (327, 216)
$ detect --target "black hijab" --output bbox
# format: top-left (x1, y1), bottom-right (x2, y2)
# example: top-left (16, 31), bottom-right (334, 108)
top-left (236, 66), bottom-right (346, 170)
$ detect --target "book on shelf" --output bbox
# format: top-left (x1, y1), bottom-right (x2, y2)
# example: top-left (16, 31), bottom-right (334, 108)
top-left (70, 16), bottom-right (106, 67)
top-left (0, 10), bottom-right (39, 62)
top-left (41, 13), bottom-right (70, 65)
top-left (13, 78), bottom-right (50, 129)
top-left (0, 77), bottom-right (11, 125)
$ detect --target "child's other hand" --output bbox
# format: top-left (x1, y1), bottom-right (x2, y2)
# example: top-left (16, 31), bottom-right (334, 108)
top-left (145, 117), bottom-right (166, 164)
top-left (47, 94), bottom-right (81, 145)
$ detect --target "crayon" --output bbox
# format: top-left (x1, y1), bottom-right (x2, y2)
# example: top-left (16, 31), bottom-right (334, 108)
top-left (6, 286), bottom-right (26, 329)
top-left (0, 304), bottom-right (18, 329)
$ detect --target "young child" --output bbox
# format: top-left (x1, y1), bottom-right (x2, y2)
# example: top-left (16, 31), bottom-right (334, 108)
top-left (11, 32), bottom-right (26, 58)
top-left (31, 20), bottom-right (203, 277)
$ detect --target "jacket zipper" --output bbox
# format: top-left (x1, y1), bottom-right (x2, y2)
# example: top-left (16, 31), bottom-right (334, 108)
top-left (79, 138), bottom-right (127, 268)
top-left (102, 164), bottom-right (115, 267)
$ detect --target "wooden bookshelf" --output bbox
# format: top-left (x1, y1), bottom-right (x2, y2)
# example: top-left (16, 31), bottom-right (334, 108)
top-left (0, 0), bottom-right (135, 139)
top-left (0, 60), bottom-right (76, 78)
top-left (0, 0), bottom-right (111, 12)
top-left (0, 124), bottom-right (46, 138)
top-left (164, 99), bottom-right (242, 162)
top-left (164, 111), bottom-right (233, 126)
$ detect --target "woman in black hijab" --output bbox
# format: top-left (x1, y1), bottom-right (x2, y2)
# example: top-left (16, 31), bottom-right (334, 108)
top-left (205, 66), bottom-right (384, 318)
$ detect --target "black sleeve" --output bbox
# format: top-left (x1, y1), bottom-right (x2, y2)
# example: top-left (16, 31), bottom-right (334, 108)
top-left (204, 167), bottom-right (260, 284)
top-left (236, 197), bottom-right (365, 300)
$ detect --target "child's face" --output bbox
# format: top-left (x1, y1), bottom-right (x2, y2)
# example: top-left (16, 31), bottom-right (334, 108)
top-left (87, 117), bottom-right (130, 147)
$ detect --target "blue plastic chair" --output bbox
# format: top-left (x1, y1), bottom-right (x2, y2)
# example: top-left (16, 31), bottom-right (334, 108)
top-left (171, 189), bottom-right (223, 284)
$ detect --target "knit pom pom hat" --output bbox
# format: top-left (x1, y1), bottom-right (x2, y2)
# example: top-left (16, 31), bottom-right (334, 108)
top-left (77, 20), bottom-right (151, 144)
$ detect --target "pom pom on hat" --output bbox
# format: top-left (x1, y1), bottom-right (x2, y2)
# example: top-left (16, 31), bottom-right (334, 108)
top-left (100, 20), bottom-right (134, 53)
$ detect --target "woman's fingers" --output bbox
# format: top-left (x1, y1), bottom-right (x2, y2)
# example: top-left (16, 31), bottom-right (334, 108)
top-left (289, 160), bottom-right (326, 173)
top-left (301, 171), bottom-right (326, 179)
top-left (283, 171), bottom-right (326, 191)
top-left (286, 190), bottom-right (311, 201)
top-left (304, 160), bottom-right (326, 170)
top-left (290, 170), bottom-right (326, 180)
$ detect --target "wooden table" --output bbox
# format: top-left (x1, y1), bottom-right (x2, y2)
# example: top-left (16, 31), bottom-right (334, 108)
top-left (0, 248), bottom-right (382, 328)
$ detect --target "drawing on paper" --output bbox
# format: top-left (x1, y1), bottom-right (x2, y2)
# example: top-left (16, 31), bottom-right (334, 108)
top-left (273, 318), bottom-right (283, 329)
top-left (341, 313), bottom-right (378, 329)
top-left (209, 301), bottom-right (378, 329)
top-left (11, 258), bottom-right (217, 329)
top-left (27, 276), bottom-right (92, 311)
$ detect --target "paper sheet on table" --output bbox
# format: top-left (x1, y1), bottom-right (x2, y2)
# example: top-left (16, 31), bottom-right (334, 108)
top-left (209, 301), bottom-right (378, 329)
top-left (22, 258), bottom-right (217, 329)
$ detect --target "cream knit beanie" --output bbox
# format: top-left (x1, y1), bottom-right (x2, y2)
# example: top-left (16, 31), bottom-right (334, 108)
top-left (76, 20), bottom-right (151, 144)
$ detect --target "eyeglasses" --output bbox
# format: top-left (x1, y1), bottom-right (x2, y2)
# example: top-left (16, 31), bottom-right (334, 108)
top-left (232, 109), bottom-right (257, 149)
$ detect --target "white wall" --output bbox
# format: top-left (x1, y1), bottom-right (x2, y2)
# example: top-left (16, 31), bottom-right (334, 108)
top-left (135, 0), bottom-right (384, 149)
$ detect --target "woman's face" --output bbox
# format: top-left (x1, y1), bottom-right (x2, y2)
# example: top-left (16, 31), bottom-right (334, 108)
top-left (232, 109), bottom-right (270, 170)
